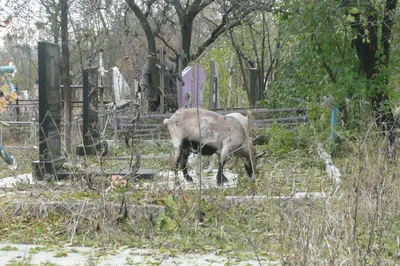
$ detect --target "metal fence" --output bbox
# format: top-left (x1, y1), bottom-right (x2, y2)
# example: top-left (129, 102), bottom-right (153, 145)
top-left (0, 106), bottom-right (309, 149)
top-left (115, 107), bottom-right (309, 140)
top-left (0, 119), bottom-right (37, 149)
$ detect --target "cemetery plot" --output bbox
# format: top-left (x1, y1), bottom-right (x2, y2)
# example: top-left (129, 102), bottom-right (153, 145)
top-left (0, 113), bottom-right (346, 265)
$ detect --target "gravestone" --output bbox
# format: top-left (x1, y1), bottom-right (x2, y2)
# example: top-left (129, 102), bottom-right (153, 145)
top-left (32, 42), bottom-right (65, 180)
top-left (77, 68), bottom-right (101, 156)
top-left (249, 68), bottom-right (262, 106)
top-left (112, 67), bottom-right (135, 104)
top-left (208, 60), bottom-right (220, 109)
top-left (181, 64), bottom-right (206, 108)
top-left (149, 57), bottom-right (160, 97)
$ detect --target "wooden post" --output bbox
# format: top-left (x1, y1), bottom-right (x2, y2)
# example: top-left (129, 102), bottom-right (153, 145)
top-left (159, 47), bottom-right (165, 114)
top-left (227, 54), bottom-right (234, 108)
top-left (31, 118), bottom-right (36, 147)
top-left (72, 116), bottom-right (78, 147)
top-left (113, 107), bottom-right (118, 143)
top-left (209, 60), bottom-right (219, 109)
top-left (0, 125), bottom-right (2, 146)
top-left (177, 35), bottom-right (183, 109)
top-left (98, 50), bottom-right (107, 132)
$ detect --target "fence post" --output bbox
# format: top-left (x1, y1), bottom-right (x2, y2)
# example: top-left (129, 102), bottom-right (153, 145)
top-left (113, 107), bottom-right (118, 143)
top-left (72, 116), bottom-right (78, 147)
top-left (72, 116), bottom-right (79, 164)
top-left (159, 47), bottom-right (165, 114)
top-left (209, 60), bottom-right (220, 109)
top-left (31, 118), bottom-right (36, 147)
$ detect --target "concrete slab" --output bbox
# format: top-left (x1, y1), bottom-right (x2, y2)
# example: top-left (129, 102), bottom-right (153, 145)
top-left (0, 244), bottom-right (281, 265)
top-left (56, 168), bottom-right (158, 180)
top-left (0, 173), bottom-right (33, 188)
top-left (134, 169), bottom-right (239, 191)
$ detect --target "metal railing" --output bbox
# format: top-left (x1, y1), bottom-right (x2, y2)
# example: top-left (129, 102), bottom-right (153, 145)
top-left (0, 119), bottom-right (37, 149)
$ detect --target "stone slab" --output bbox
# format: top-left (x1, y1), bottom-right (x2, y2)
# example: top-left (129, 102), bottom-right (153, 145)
top-left (135, 169), bottom-right (239, 191)
top-left (0, 244), bottom-right (281, 266)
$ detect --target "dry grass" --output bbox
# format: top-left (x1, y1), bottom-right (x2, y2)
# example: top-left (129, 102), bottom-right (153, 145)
top-left (1, 118), bottom-right (400, 265)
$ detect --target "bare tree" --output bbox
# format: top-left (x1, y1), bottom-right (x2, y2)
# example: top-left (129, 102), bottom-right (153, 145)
top-left (229, 12), bottom-right (278, 104)
top-left (60, 0), bottom-right (72, 153)
top-left (125, 0), bottom-right (275, 66)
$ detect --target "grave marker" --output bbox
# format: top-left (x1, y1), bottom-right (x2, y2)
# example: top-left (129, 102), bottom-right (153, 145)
top-left (181, 64), bottom-right (206, 108)
top-left (208, 60), bottom-right (219, 109)
top-left (249, 68), bottom-right (262, 106)
top-left (32, 42), bottom-right (65, 180)
top-left (77, 68), bottom-right (101, 155)
top-left (112, 67), bottom-right (135, 104)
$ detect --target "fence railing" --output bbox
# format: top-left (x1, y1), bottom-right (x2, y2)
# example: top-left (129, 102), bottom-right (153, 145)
top-left (0, 119), bottom-right (37, 149)
top-left (0, 107), bottom-right (309, 149)
top-left (115, 108), bottom-right (309, 140)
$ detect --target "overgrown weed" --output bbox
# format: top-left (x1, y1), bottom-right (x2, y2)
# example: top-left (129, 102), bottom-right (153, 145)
top-left (1, 119), bottom-right (400, 264)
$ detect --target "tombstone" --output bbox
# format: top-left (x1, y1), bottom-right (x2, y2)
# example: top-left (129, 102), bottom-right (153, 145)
top-left (208, 60), bottom-right (220, 109)
top-left (32, 42), bottom-right (65, 180)
top-left (149, 57), bottom-right (161, 105)
top-left (181, 64), bottom-right (206, 108)
top-left (76, 68), bottom-right (101, 156)
top-left (249, 68), bottom-right (262, 106)
top-left (112, 67), bottom-right (135, 104)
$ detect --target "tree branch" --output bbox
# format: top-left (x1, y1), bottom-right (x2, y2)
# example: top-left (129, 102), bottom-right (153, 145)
top-left (229, 31), bottom-right (251, 103)
top-left (245, 17), bottom-right (260, 69)
top-left (166, 0), bottom-right (184, 20)
top-left (201, 13), bottom-right (218, 27)
top-left (319, 47), bottom-right (337, 83)
top-left (195, 4), bottom-right (273, 59)
top-left (125, 0), bottom-right (156, 53)
top-left (156, 33), bottom-right (177, 54)
top-left (381, 0), bottom-right (396, 67)
top-left (188, 0), bottom-right (214, 17)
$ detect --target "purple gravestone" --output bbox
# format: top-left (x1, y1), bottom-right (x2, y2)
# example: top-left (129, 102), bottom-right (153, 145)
top-left (181, 64), bottom-right (206, 108)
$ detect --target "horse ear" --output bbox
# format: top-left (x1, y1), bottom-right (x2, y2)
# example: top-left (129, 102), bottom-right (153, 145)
top-left (256, 151), bottom-right (266, 160)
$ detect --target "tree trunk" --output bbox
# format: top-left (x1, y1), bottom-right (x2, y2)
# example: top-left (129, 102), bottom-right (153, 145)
top-left (125, 0), bottom-right (156, 54)
top-left (229, 32), bottom-right (252, 103)
top-left (181, 16), bottom-right (193, 66)
top-left (51, 12), bottom-right (59, 44)
top-left (60, 0), bottom-right (72, 154)
top-left (380, 0), bottom-right (397, 151)
top-left (352, 0), bottom-right (396, 152)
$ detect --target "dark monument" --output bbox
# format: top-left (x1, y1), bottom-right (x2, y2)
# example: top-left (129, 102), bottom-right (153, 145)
top-left (77, 68), bottom-right (101, 155)
top-left (32, 42), bottom-right (65, 180)
top-left (249, 68), bottom-right (262, 106)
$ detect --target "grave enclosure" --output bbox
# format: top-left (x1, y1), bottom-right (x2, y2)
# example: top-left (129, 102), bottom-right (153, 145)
top-left (30, 42), bottom-right (151, 181)
top-left (0, 43), bottom-right (343, 260)
top-left (9, 41), bottom-right (310, 185)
